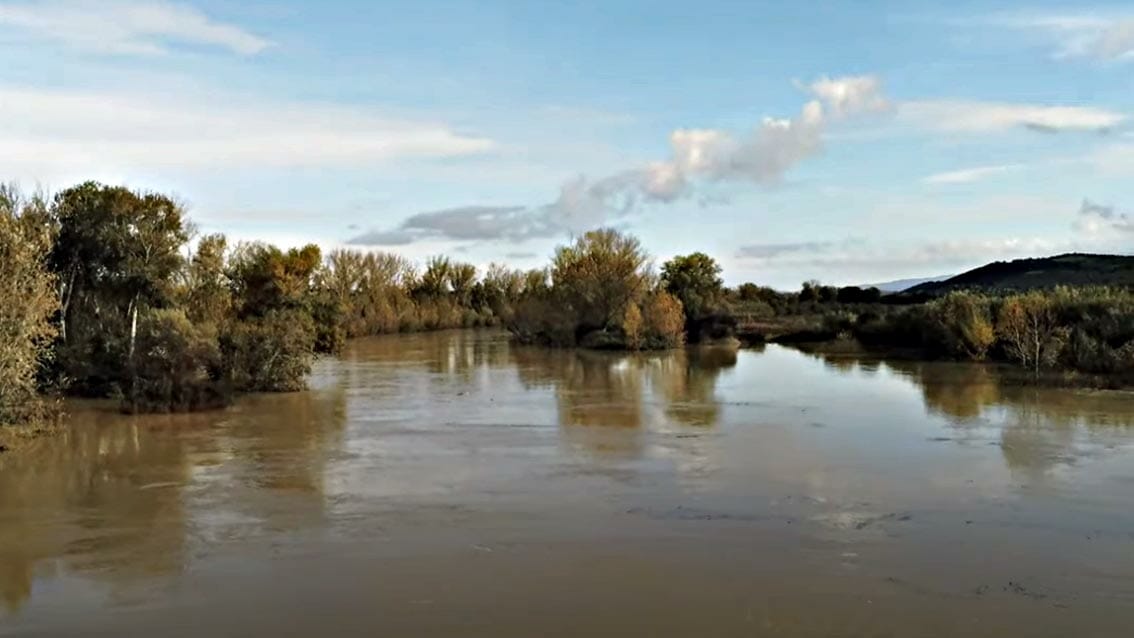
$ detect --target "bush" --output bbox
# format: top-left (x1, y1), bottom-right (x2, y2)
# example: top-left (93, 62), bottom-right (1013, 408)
top-left (932, 292), bottom-right (996, 360)
top-left (642, 291), bottom-right (686, 349)
top-left (220, 310), bottom-right (316, 393)
top-left (122, 309), bottom-right (228, 413)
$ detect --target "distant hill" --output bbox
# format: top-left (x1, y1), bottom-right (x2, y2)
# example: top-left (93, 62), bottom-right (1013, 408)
top-left (907, 253), bottom-right (1134, 295)
top-left (867, 275), bottom-right (950, 293)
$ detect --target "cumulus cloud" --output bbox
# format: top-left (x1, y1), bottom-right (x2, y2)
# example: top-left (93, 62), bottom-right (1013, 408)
top-left (899, 100), bottom-right (1124, 133)
top-left (922, 164), bottom-right (1023, 185)
top-left (803, 75), bottom-right (892, 119)
top-left (351, 75), bottom-right (889, 245)
top-left (0, 85), bottom-right (495, 183)
top-left (0, 0), bottom-right (272, 56)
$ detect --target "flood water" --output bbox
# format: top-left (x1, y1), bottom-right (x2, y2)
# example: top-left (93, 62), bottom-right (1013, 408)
top-left (3, 330), bottom-right (1134, 637)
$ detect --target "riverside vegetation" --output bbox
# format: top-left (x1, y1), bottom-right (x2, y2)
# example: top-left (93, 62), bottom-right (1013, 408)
top-left (2, 181), bottom-right (1134, 437)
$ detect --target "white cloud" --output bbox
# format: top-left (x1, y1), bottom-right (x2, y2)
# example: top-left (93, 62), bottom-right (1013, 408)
top-left (0, 85), bottom-right (496, 183)
top-left (803, 75), bottom-right (892, 119)
top-left (899, 100), bottom-right (1125, 133)
top-left (0, 0), bottom-right (272, 55)
top-left (1008, 13), bottom-right (1134, 61)
top-left (922, 164), bottom-right (1023, 185)
top-left (349, 75), bottom-right (891, 245)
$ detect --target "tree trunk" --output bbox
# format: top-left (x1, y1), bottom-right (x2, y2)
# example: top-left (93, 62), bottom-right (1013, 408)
top-left (129, 297), bottom-right (139, 359)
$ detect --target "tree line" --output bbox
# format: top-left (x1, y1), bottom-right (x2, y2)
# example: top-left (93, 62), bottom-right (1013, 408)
top-left (4, 180), bottom-right (1133, 432)
top-left (0, 182), bottom-right (537, 426)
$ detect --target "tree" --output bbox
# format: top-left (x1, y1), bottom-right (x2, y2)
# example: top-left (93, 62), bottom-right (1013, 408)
top-left (227, 242), bottom-right (321, 318)
top-left (661, 252), bottom-right (724, 327)
top-left (416, 256), bottom-right (452, 298)
top-left (997, 292), bottom-right (1066, 373)
top-left (47, 182), bottom-right (189, 394)
top-left (934, 292), bottom-right (996, 360)
top-left (183, 234), bottom-right (231, 326)
top-left (0, 185), bottom-right (59, 427)
top-left (447, 262), bottom-right (477, 307)
top-left (551, 229), bottom-right (650, 335)
top-left (642, 291), bottom-right (685, 349)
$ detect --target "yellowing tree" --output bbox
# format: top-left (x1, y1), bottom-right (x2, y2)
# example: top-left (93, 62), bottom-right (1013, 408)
top-left (0, 185), bottom-right (59, 428)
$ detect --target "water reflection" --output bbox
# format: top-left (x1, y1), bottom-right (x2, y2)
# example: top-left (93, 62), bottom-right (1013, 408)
top-left (3, 331), bottom-right (1133, 626)
top-left (0, 388), bottom-right (346, 614)
top-left (802, 350), bottom-right (1134, 478)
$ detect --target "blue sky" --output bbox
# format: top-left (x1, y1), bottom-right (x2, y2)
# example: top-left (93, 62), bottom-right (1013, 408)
top-left (2, 0), bottom-right (1134, 287)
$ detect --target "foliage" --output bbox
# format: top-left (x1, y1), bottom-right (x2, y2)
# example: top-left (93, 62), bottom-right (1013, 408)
top-left (220, 309), bottom-right (316, 393)
top-left (934, 292), bottom-right (996, 360)
top-left (551, 229), bottom-right (650, 336)
top-left (641, 291), bottom-right (686, 349)
top-left (47, 182), bottom-right (190, 396)
top-left (661, 252), bottom-right (724, 330)
top-left (996, 292), bottom-right (1067, 372)
top-left (508, 229), bottom-right (683, 350)
top-left (122, 309), bottom-right (226, 413)
top-left (0, 185), bottom-right (59, 427)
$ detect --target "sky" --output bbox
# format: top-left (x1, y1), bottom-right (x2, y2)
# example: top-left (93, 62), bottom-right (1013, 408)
top-left (2, 0), bottom-right (1134, 288)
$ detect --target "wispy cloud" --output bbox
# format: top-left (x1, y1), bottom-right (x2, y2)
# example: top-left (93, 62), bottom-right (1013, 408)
top-left (899, 100), bottom-right (1124, 133)
top-left (0, 85), bottom-right (496, 183)
top-left (347, 205), bottom-right (534, 246)
top-left (737, 240), bottom-right (849, 260)
top-left (1002, 12), bottom-right (1134, 62)
top-left (0, 0), bottom-right (272, 56)
top-left (350, 75), bottom-right (891, 245)
top-left (922, 164), bottom-right (1023, 185)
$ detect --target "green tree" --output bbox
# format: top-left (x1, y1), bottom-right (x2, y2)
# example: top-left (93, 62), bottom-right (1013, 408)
top-left (660, 252), bottom-right (724, 326)
top-left (183, 234), bottom-right (231, 326)
top-left (48, 182), bottom-right (189, 395)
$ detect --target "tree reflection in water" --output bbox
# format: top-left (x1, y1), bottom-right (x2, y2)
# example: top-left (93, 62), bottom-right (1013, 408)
top-left (802, 348), bottom-right (1134, 478)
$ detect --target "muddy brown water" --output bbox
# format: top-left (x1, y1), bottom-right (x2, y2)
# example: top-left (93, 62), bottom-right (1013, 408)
top-left (3, 330), bottom-right (1134, 637)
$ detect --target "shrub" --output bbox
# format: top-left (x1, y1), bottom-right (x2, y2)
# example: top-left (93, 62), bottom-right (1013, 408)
top-left (122, 309), bottom-right (228, 413)
top-left (220, 310), bottom-right (316, 393)
top-left (642, 291), bottom-right (686, 349)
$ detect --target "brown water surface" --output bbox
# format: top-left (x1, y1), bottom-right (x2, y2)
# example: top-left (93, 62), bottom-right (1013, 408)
top-left (2, 330), bottom-right (1134, 636)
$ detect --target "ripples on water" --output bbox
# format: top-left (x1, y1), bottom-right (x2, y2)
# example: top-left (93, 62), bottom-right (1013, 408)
top-left (2, 330), bottom-right (1133, 636)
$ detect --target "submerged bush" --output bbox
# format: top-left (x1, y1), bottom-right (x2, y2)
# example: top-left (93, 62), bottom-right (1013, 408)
top-left (220, 310), bottom-right (316, 393)
top-left (122, 309), bottom-right (227, 413)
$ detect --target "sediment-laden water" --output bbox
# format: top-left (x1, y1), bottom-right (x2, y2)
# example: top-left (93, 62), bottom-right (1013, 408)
top-left (2, 330), bottom-right (1134, 636)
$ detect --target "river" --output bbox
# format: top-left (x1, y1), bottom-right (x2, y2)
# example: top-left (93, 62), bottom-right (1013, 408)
top-left (2, 330), bottom-right (1134, 636)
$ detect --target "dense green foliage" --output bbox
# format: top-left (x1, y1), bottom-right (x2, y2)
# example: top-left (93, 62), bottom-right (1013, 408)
top-left (660, 252), bottom-right (729, 341)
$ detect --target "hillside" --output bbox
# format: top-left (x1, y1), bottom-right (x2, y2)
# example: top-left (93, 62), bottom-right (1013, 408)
top-left (907, 253), bottom-right (1134, 295)
top-left (867, 275), bottom-right (950, 293)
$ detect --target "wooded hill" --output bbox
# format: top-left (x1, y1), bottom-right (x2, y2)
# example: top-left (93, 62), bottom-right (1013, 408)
top-left (908, 254), bottom-right (1134, 295)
